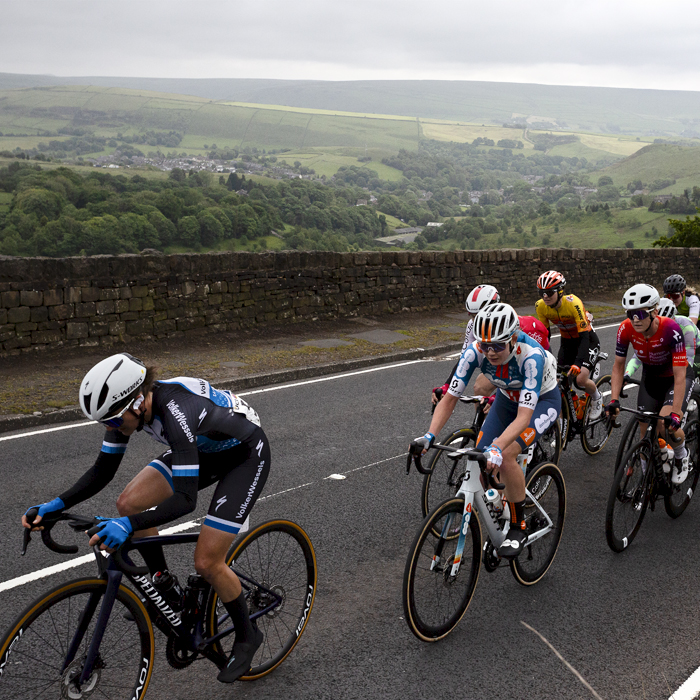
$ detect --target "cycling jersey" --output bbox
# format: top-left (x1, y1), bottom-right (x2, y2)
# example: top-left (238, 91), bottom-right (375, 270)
top-left (58, 378), bottom-right (268, 534)
top-left (626, 315), bottom-right (700, 375)
top-left (535, 294), bottom-right (592, 339)
top-left (448, 330), bottom-right (557, 410)
top-left (616, 316), bottom-right (686, 377)
top-left (674, 292), bottom-right (700, 320)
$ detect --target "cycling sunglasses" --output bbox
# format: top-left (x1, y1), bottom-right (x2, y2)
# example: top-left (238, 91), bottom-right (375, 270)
top-left (100, 396), bottom-right (140, 428)
top-left (626, 308), bottom-right (650, 321)
top-left (479, 341), bottom-right (508, 353)
top-left (539, 288), bottom-right (560, 298)
top-left (666, 292), bottom-right (683, 300)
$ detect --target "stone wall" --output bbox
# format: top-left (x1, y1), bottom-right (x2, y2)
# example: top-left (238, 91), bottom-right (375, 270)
top-left (1, 247), bottom-right (698, 356)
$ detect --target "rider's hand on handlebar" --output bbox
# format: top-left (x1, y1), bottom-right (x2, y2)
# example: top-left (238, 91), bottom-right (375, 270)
top-left (668, 412), bottom-right (683, 432)
top-left (483, 444), bottom-right (503, 471)
top-left (22, 498), bottom-right (65, 531)
top-left (605, 399), bottom-right (620, 417)
top-left (567, 365), bottom-right (582, 377)
top-left (87, 516), bottom-right (133, 551)
top-left (411, 432), bottom-right (435, 455)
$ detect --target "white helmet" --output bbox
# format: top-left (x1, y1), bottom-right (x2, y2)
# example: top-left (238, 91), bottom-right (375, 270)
top-left (79, 353), bottom-right (147, 421)
top-left (465, 284), bottom-right (500, 314)
top-left (474, 303), bottom-right (520, 343)
top-left (657, 298), bottom-right (677, 318)
top-left (622, 284), bottom-right (660, 311)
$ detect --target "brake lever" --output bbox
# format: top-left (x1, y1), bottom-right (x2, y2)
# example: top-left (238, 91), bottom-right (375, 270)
top-left (21, 507), bottom-right (39, 556)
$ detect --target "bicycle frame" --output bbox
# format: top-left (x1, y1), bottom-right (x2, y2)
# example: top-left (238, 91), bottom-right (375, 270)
top-left (67, 532), bottom-right (283, 686)
top-left (433, 447), bottom-right (555, 579)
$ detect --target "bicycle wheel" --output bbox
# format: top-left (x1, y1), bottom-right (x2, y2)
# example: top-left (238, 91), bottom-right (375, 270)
top-left (421, 428), bottom-right (476, 519)
top-left (581, 374), bottom-right (615, 455)
top-left (206, 520), bottom-right (317, 681)
top-left (559, 389), bottom-right (571, 451)
top-left (614, 415), bottom-right (641, 475)
top-left (531, 419), bottom-right (562, 468)
top-left (0, 577), bottom-right (154, 700)
top-left (665, 419), bottom-right (700, 518)
top-left (605, 441), bottom-right (652, 552)
top-left (511, 462), bottom-right (566, 586)
top-left (403, 498), bottom-right (482, 642)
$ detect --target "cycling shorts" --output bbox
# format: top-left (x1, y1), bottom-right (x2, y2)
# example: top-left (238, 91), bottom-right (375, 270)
top-left (557, 330), bottom-right (600, 373)
top-left (148, 426), bottom-right (270, 535)
top-left (475, 387), bottom-right (561, 452)
top-left (637, 367), bottom-right (694, 416)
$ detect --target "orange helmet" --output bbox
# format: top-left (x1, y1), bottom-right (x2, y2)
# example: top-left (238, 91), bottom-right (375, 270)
top-left (537, 270), bottom-right (566, 291)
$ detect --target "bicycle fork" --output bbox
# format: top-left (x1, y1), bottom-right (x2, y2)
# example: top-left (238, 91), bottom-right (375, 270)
top-left (430, 492), bottom-right (476, 579)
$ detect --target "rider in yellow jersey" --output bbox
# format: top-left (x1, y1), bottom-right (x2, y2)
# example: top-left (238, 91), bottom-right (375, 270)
top-left (535, 270), bottom-right (603, 419)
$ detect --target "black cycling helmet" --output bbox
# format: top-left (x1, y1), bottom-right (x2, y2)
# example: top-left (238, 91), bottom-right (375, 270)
top-left (663, 274), bottom-right (686, 294)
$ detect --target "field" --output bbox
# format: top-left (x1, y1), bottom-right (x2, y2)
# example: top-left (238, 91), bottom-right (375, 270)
top-left (272, 149), bottom-right (404, 180)
top-left (593, 144), bottom-right (700, 191)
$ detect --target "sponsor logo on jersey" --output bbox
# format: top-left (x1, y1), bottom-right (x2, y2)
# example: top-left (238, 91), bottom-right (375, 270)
top-left (520, 428), bottom-right (536, 446)
top-left (166, 400), bottom-right (195, 443)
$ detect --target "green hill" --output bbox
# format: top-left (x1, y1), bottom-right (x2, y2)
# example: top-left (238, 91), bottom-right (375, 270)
top-left (3, 74), bottom-right (700, 137)
top-left (595, 144), bottom-right (700, 192)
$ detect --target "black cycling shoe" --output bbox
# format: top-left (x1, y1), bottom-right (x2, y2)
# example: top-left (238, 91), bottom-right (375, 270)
top-left (497, 524), bottom-right (528, 559)
top-left (217, 626), bottom-right (264, 683)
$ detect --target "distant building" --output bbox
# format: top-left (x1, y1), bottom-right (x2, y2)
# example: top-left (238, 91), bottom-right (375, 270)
top-left (426, 222), bottom-right (443, 227)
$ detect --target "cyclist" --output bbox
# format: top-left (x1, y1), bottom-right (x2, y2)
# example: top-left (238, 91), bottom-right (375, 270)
top-left (415, 303), bottom-right (560, 558)
top-left (663, 274), bottom-right (699, 325)
top-left (625, 298), bottom-right (700, 379)
top-left (21, 353), bottom-right (267, 683)
top-left (535, 270), bottom-right (603, 419)
top-left (432, 284), bottom-right (549, 406)
top-left (607, 284), bottom-right (693, 484)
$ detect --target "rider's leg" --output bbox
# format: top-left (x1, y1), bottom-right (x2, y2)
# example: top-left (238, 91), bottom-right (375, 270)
top-left (574, 366), bottom-right (598, 397)
top-left (116, 464), bottom-right (173, 575)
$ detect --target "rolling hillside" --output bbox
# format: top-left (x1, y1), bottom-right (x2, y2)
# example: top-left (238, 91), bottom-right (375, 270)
top-left (3, 73), bottom-right (700, 137)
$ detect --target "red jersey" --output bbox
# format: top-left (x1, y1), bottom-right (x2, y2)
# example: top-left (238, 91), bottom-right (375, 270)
top-left (615, 316), bottom-right (686, 377)
top-left (519, 315), bottom-right (550, 351)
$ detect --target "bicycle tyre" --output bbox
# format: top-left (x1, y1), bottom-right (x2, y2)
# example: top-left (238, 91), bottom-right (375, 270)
top-left (581, 374), bottom-right (615, 455)
top-left (559, 388), bottom-right (571, 451)
top-left (421, 428), bottom-right (476, 520)
top-left (614, 415), bottom-right (640, 475)
top-left (664, 419), bottom-right (700, 518)
top-left (402, 498), bottom-right (482, 642)
top-left (511, 462), bottom-right (566, 586)
top-left (0, 577), bottom-right (154, 700)
top-left (206, 519), bottom-right (317, 681)
top-left (605, 440), bottom-right (652, 552)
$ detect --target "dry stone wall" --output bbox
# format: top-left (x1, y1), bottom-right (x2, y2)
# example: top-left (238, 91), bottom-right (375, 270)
top-left (0, 248), bottom-right (698, 356)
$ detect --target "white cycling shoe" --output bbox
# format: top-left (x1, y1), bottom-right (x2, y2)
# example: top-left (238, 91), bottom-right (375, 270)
top-left (672, 455), bottom-right (690, 485)
top-left (588, 395), bottom-right (603, 421)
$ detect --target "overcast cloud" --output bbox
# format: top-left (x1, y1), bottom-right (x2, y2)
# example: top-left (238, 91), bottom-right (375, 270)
top-left (3, 1), bottom-right (700, 91)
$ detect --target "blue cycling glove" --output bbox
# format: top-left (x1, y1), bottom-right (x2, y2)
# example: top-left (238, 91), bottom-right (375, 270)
top-left (91, 516), bottom-right (133, 549)
top-left (25, 497), bottom-right (65, 524)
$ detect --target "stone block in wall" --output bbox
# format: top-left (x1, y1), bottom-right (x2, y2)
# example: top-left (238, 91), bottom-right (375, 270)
top-left (81, 287), bottom-right (100, 303)
top-left (4, 336), bottom-right (31, 350)
top-left (126, 318), bottom-right (153, 335)
top-left (119, 286), bottom-right (132, 300)
top-left (177, 317), bottom-right (205, 332)
top-left (19, 290), bottom-right (42, 307)
top-left (129, 298), bottom-right (143, 312)
top-left (182, 281), bottom-right (196, 296)
top-left (142, 296), bottom-right (154, 311)
top-left (49, 304), bottom-right (74, 321)
top-left (8, 306), bottom-right (30, 324)
top-left (32, 330), bottom-right (61, 344)
top-left (76, 302), bottom-right (96, 317)
top-left (114, 299), bottom-right (129, 313)
top-left (154, 319), bottom-right (176, 334)
top-left (131, 285), bottom-right (149, 298)
top-left (109, 321), bottom-right (126, 337)
top-left (66, 322), bottom-right (89, 339)
top-left (30, 307), bottom-right (49, 323)
top-left (43, 289), bottom-right (62, 306)
top-left (96, 301), bottom-right (115, 316)
top-left (99, 288), bottom-right (120, 301)
top-left (2, 291), bottom-right (20, 308)
top-left (67, 287), bottom-right (81, 303)
top-left (89, 321), bottom-right (109, 337)
top-left (0, 328), bottom-right (15, 343)
top-left (0, 309), bottom-right (5, 325)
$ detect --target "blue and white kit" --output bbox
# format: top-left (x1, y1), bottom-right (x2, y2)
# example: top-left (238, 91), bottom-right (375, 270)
top-left (448, 331), bottom-right (561, 449)
top-left (59, 377), bottom-right (269, 536)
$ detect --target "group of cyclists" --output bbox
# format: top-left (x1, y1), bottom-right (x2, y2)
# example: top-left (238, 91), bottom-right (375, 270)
top-left (18, 267), bottom-right (700, 680)
top-left (416, 272), bottom-right (700, 557)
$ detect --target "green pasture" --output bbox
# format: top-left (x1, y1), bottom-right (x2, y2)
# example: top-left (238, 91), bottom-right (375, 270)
top-left (376, 211), bottom-right (405, 229)
top-left (0, 191), bottom-right (12, 213)
top-left (274, 149), bottom-right (404, 180)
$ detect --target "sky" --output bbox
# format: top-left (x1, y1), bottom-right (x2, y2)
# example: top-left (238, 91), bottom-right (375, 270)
top-left (3, 0), bottom-right (700, 92)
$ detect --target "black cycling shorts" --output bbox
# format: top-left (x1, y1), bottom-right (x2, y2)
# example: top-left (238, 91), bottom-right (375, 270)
top-left (557, 330), bottom-right (600, 373)
top-left (638, 368), bottom-right (694, 416)
top-left (149, 426), bottom-right (270, 535)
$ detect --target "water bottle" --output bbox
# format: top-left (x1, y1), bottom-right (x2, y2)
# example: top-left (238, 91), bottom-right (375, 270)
top-left (658, 438), bottom-right (674, 473)
top-left (577, 395), bottom-right (587, 420)
top-left (152, 570), bottom-right (185, 612)
top-left (484, 488), bottom-right (503, 521)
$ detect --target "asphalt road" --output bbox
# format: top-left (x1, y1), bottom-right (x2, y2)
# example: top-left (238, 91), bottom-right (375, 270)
top-left (1, 322), bottom-right (698, 700)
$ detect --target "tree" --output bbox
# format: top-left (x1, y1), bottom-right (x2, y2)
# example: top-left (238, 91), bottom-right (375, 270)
top-left (654, 210), bottom-right (700, 248)
top-left (597, 175), bottom-right (614, 187)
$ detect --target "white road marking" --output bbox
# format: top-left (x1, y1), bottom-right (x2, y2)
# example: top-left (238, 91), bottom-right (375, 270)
top-left (670, 667), bottom-right (700, 699)
top-left (0, 360), bottom-right (426, 442)
top-left (326, 474), bottom-right (346, 480)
